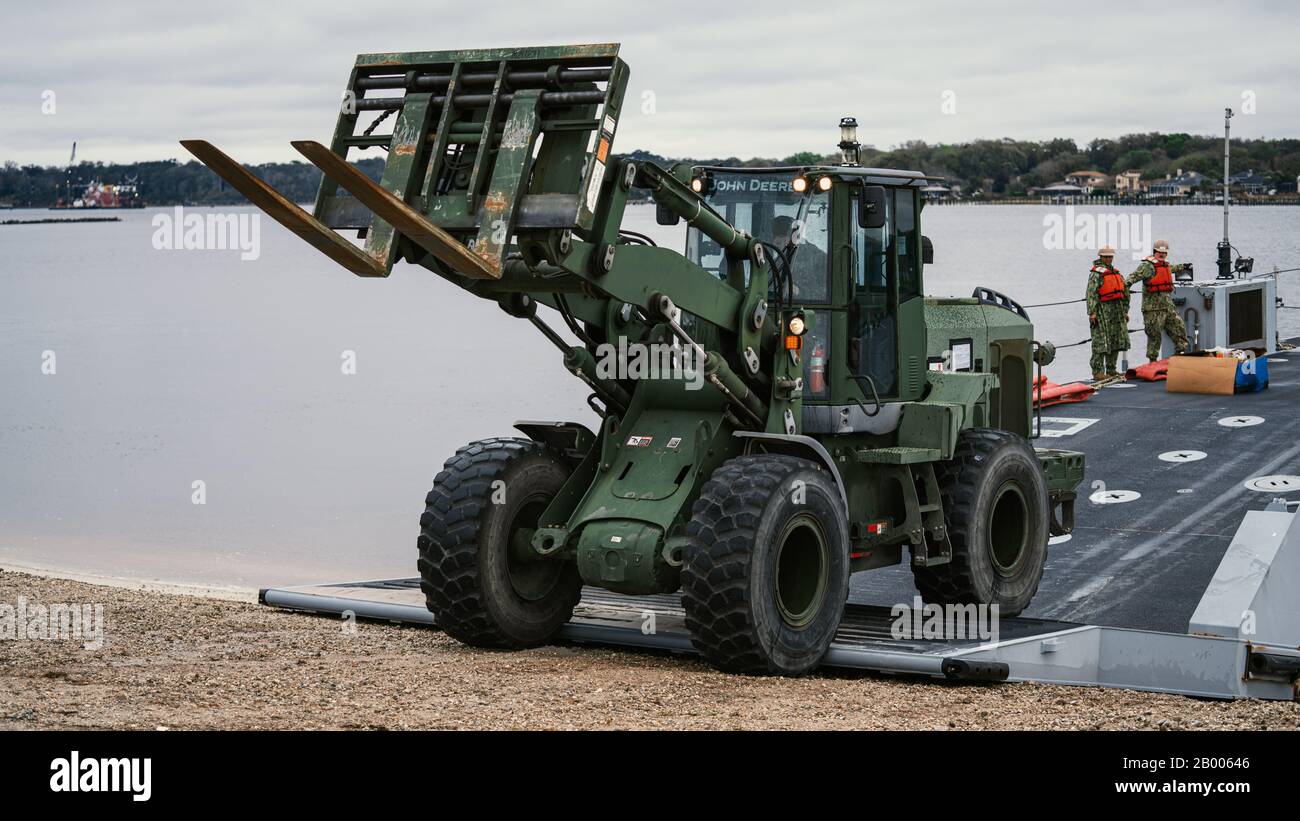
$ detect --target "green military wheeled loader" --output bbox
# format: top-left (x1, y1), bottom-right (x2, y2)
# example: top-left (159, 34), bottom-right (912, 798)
top-left (184, 43), bottom-right (1084, 675)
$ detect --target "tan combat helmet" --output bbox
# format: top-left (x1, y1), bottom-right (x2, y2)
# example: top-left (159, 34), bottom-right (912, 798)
top-left (1099, 245), bottom-right (1116, 257)
top-left (1153, 239), bottom-right (1170, 252)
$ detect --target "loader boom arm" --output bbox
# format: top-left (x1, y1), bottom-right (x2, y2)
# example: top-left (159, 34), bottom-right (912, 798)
top-left (182, 43), bottom-right (768, 342)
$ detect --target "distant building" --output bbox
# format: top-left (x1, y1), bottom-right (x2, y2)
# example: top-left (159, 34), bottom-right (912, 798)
top-left (920, 183), bottom-right (954, 201)
top-left (1029, 182), bottom-right (1087, 200)
top-left (1114, 170), bottom-right (1145, 195)
top-left (1064, 170), bottom-right (1111, 192)
top-left (1146, 169), bottom-right (1213, 197)
top-left (1228, 169), bottom-right (1270, 195)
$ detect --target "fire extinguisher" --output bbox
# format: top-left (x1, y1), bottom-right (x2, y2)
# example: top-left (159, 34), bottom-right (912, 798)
top-left (809, 342), bottom-right (826, 394)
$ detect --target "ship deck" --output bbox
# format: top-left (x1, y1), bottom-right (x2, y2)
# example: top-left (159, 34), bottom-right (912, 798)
top-left (850, 347), bottom-right (1300, 633)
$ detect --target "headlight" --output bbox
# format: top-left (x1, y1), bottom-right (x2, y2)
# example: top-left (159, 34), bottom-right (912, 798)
top-left (817, 176), bottom-right (833, 192)
top-left (690, 177), bottom-right (704, 193)
top-left (788, 315), bottom-right (806, 336)
top-left (792, 176), bottom-right (808, 193)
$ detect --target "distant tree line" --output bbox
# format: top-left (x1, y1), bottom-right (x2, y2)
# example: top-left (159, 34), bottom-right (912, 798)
top-left (629, 133), bottom-right (1300, 196)
top-left (0, 157), bottom-right (384, 208)
top-left (4, 132), bottom-right (1300, 207)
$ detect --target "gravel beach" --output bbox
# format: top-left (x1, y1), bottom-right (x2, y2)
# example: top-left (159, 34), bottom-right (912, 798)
top-left (1, 567), bottom-right (1296, 731)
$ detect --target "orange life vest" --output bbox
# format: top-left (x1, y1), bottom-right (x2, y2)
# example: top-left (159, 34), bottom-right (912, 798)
top-left (1127, 359), bottom-right (1169, 382)
top-left (1033, 374), bottom-right (1096, 406)
top-left (1094, 264), bottom-right (1126, 302)
top-left (1145, 258), bottom-right (1174, 293)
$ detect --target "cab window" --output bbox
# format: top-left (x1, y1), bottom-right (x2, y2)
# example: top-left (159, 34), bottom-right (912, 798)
top-left (896, 188), bottom-right (920, 301)
top-left (685, 172), bottom-right (830, 303)
top-left (773, 196), bottom-right (830, 304)
top-left (851, 188), bottom-right (898, 397)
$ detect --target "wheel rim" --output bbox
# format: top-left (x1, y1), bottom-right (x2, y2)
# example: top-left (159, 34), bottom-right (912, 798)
top-left (988, 481), bottom-right (1030, 576)
top-left (774, 514), bottom-right (830, 629)
top-left (506, 496), bottom-right (564, 602)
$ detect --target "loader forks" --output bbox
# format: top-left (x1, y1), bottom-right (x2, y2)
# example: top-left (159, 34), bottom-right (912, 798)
top-left (184, 44), bottom-right (628, 281)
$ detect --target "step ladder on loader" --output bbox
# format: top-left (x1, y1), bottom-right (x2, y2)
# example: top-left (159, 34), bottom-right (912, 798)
top-left (183, 44), bottom-right (629, 281)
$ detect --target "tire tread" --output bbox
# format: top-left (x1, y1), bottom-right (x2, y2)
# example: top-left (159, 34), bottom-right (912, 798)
top-left (681, 454), bottom-right (819, 674)
top-left (416, 437), bottom-right (580, 648)
top-left (912, 429), bottom-right (1045, 613)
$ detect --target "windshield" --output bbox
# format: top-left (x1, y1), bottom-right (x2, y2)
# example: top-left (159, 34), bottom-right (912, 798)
top-left (685, 171), bottom-right (831, 303)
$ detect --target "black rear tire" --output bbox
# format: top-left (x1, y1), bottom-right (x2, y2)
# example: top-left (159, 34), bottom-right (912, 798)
top-left (417, 437), bottom-right (582, 648)
top-left (681, 454), bottom-right (849, 675)
top-left (911, 429), bottom-right (1049, 616)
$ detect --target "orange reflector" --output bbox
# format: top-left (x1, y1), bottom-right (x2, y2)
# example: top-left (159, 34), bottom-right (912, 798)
top-left (784, 334), bottom-right (802, 350)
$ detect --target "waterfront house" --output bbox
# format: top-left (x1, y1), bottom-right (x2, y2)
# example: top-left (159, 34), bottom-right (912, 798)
top-left (1114, 170), bottom-right (1145, 195)
top-left (920, 182), bottom-right (955, 202)
top-left (1029, 182), bottom-right (1087, 202)
top-left (1228, 169), bottom-right (1271, 195)
top-left (1064, 170), bottom-right (1111, 193)
top-left (1146, 170), bottom-right (1212, 197)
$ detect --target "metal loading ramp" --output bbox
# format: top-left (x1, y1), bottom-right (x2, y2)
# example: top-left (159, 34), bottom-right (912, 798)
top-left (260, 581), bottom-right (1060, 682)
top-left (262, 498), bottom-right (1300, 701)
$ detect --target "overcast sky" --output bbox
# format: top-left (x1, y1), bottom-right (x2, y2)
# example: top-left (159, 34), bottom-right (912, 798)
top-left (2, 0), bottom-right (1297, 166)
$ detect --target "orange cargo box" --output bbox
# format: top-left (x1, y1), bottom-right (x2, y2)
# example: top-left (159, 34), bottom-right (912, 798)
top-left (1165, 352), bottom-right (1241, 395)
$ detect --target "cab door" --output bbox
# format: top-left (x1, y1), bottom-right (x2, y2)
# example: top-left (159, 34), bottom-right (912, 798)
top-left (846, 184), bottom-right (926, 402)
top-left (849, 186), bottom-right (899, 398)
top-left (893, 187), bottom-right (926, 400)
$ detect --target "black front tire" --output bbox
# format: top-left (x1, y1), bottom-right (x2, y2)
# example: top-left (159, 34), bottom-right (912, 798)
top-left (681, 454), bottom-right (850, 675)
top-left (912, 429), bottom-right (1049, 616)
top-left (417, 438), bottom-right (582, 648)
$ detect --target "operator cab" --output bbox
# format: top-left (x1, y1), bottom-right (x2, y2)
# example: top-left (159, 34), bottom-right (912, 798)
top-left (673, 155), bottom-right (935, 408)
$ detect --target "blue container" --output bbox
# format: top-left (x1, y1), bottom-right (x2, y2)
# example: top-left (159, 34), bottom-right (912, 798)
top-left (1234, 354), bottom-right (1269, 393)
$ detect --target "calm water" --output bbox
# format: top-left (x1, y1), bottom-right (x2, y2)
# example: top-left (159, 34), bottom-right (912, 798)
top-left (3, 203), bottom-right (1299, 586)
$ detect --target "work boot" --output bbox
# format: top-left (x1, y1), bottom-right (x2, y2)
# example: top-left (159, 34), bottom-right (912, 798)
top-left (1106, 371), bottom-right (1124, 380)
top-left (1092, 371), bottom-right (1109, 381)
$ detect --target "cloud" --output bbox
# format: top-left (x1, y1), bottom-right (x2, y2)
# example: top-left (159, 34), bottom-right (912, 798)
top-left (1, 0), bottom-right (1296, 166)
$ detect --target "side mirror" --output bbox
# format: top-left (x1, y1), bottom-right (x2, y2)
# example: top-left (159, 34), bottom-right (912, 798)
top-left (859, 185), bottom-right (887, 229)
top-left (656, 202), bottom-right (681, 226)
top-left (922, 235), bottom-right (934, 265)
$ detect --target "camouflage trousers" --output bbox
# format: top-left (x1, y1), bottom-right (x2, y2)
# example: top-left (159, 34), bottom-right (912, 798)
top-left (1089, 302), bottom-right (1129, 375)
top-left (1089, 348), bottom-right (1120, 375)
top-left (1142, 304), bottom-right (1189, 361)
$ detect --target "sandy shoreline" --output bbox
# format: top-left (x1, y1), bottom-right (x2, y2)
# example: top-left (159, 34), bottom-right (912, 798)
top-left (0, 566), bottom-right (1296, 730)
top-left (0, 560), bottom-right (258, 602)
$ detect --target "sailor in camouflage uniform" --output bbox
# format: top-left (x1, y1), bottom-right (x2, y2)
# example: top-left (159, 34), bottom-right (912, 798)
top-left (1086, 245), bottom-right (1130, 379)
top-left (1126, 239), bottom-right (1192, 362)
